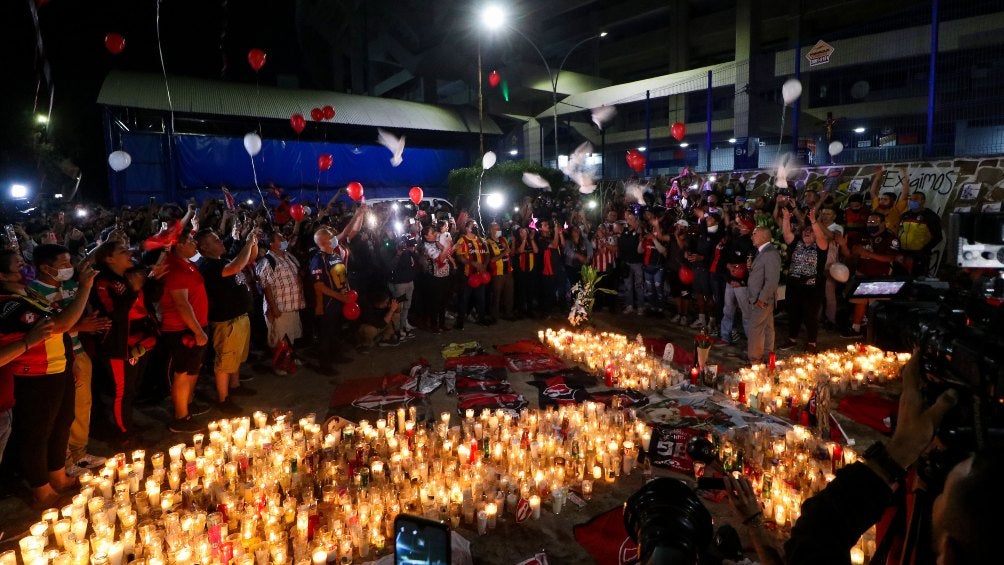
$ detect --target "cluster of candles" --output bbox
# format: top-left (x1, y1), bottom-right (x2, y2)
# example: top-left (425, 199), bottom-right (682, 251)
top-left (9, 405), bottom-right (654, 565)
top-left (538, 328), bottom-right (684, 390)
top-left (731, 345), bottom-right (910, 415)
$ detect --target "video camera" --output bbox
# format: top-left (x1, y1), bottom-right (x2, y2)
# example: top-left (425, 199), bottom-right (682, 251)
top-left (870, 211), bottom-right (1004, 480)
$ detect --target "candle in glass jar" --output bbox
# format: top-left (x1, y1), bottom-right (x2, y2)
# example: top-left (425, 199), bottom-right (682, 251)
top-left (485, 502), bottom-right (497, 529)
top-left (850, 547), bottom-right (865, 565)
top-left (528, 495), bottom-right (541, 520)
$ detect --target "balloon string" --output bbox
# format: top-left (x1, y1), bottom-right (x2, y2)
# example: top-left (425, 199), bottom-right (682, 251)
top-left (477, 171), bottom-right (485, 231)
top-left (249, 156), bottom-right (271, 220)
top-left (778, 104), bottom-right (786, 150)
top-left (155, 0), bottom-right (175, 133)
top-left (27, 0), bottom-right (53, 128)
top-left (219, 0), bottom-right (229, 78)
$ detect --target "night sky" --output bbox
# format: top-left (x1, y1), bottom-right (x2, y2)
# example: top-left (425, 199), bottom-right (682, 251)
top-left (1, 0), bottom-right (306, 202)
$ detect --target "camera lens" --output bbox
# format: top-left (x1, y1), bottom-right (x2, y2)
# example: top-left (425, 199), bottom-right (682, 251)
top-left (623, 478), bottom-right (713, 565)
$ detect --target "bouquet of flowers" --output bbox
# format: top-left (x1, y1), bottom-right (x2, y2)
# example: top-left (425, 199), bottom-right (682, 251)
top-left (568, 265), bottom-right (617, 326)
top-left (695, 330), bottom-right (714, 369)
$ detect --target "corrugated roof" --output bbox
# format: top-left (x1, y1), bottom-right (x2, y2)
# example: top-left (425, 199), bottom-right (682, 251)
top-left (536, 61), bottom-right (738, 119)
top-left (98, 71), bottom-right (501, 135)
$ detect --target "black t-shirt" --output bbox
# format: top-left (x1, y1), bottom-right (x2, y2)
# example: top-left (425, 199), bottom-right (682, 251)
top-left (618, 229), bottom-right (643, 263)
top-left (198, 257), bottom-right (253, 322)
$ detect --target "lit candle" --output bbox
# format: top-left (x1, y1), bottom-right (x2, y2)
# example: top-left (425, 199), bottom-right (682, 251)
top-left (592, 465), bottom-right (603, 480)
top-left (528, 495), bottom-right (541, 520)
top-left (850, 547), bottom-right (865, 565)
top-left (485, 502), bottom-right (497, 529)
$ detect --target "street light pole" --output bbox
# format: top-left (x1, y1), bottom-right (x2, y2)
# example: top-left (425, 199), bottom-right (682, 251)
top-left (478, 39), bottom-right (484, 157)
top-left (505, 28), bottom-right (604, 166)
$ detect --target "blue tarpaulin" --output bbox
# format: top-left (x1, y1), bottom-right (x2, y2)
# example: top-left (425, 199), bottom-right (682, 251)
top-left (109, 132), bottom-right (464, 206)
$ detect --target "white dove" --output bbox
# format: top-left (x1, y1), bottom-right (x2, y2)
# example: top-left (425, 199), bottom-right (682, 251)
top-left (590, 106), bottom-right (617, 129)
top-left (623, 178), bottom-right (649, 205)
top-left (562, 142), bottom-right (597, 194)
top-left (522, 172), bottom-right (551, 191)
top-left (376, 128), bottom-right (405, 167)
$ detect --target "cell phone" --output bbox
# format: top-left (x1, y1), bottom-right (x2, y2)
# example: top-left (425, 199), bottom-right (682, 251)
top-left (697, 477), bottom-right (726, 491)
top-left (393, 514), bottom-right (450, 565)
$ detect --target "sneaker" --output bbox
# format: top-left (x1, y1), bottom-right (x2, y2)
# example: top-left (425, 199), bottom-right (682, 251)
top-left (65, 463), bottom-right (89, 478)
top-left (379, 337), bottom-right (401, 348)
top-left (840, 327), bottom-right (864, 339)
top-left (169, 416), bottom-right (205, 433)
top-left (805, 343), bottom-right (819, 354)
top-left (75, 453), bottom-right (107, 469)
top-left (637, 308), bottom-right (644, 316)
top-left (729, 330), bottom-right (742, 343)
top-left (668, 314), bottom-right (682, 324)
top-left (273, 368), bottom-right (289, 376)
top-left (690, 317), bottom-right (706, 329)
top-left (778, 338), bottom-right (798, 351)
top-left (188, 400), bottom-right (212, 417)
top-left (623, 306), bottom-right (635, 314)
top-left (238, 373), bottom-right (255, 382)
top-left (216, 398), bottom-right (243, 416)
top-left (229, 385), bottom-right (257, 396)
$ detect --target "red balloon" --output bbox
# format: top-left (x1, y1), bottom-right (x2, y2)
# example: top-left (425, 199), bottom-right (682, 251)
top-left (409, 186), bottom-right (423, 206)
top-left (479, 272), bottom-right (492, 285)
top-left (289, 113), bottom-right (306, 135)
top-left (36, 0), bottom-right (51, 7)
top-left (322, 105), bottom-right (335, 120)
top-left (671, 122), bottom-right (686, 141)
top-left (467, 273), bottom-right (482, 288)
top-left (678, 265), bottom-right (695, 286)
top-left (626, 149), bottom-right (645, 173)
top-left (342, 302), bottom-right (361, 320)
top-left (346, 181), bottom-right (364, 202)
top-left (289, 204), bottom-right (305, 222)
top-left (488, 70), bottom-right (501, 88)
top-left (247, 48), bottom-right (267, 72)
top-left (310, 108), bottom-right (323, 122)
top-left (318, 154), bottom-right (333, 171)
top-left (104, 33), bottom-right (126, 55)
top-left (346, 290), bottom-right (359, 303)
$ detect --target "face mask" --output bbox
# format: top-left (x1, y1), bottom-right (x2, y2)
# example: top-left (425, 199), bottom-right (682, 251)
top-left (867, 225), bottom-right (883, 235)
top-left (54, 267), bottom-right (74, 282)
top-left (707, 224), bottom-right (719, 234)
top-left (494, 231), bottom-right (502, 239)
top-left (908, 200), bottom-right (921, 211)
top-left (280, 241), bottom-right (289, 251)
top-left (725, 188), bottom-right (734, 196)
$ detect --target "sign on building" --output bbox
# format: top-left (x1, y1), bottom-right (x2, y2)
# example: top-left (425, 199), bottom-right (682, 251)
top-left (806, 40), bottom-right (835, 67)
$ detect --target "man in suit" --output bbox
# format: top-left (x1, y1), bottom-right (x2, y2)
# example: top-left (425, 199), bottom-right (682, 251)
top-left (746, 226), bottom-right (781, 364)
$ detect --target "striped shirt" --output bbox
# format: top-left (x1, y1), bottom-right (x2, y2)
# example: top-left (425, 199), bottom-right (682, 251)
top-left (29, 279), bottom-right (84, 355)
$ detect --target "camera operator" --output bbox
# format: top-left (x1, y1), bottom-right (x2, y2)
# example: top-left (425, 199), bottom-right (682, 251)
top-left (785, 352), bottom-right (1004, 564)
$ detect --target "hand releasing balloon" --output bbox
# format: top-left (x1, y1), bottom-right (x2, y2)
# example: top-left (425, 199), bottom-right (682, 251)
top-left (482, 151), bottom-right (497, 170)
top-left (289, 204), bottom-right (305, 222)
top-left (671, 122), bottom-right (686, 141)
top-left (828, 141), bottom-right (844, 156)
top-left (310, 108), bottom-right (323, 122)
top-left (290, 114), bottom-right (306, 135)
top-left (781, 78), bottom-right (802, 105)
top-left (247, 48), bottom-right (267, 72)
top-left (342, 302), bottom-right (361, 320)
top-left (105, 33), bottom-right (126, 55)
top-left (317, 154), bottom-right (333, 171)
top-left (108, 151), bottom-right (131, 172)
top-left (243, 133), bottom-right (262, 157)
top-left (346, 182), bottom-right (364, 202)
top-left (409, 186), bottom-right (424, 206)
top-left (488, 70), bottom-right (501, 88)
top-left (322, 105), bottom-right (335, 120)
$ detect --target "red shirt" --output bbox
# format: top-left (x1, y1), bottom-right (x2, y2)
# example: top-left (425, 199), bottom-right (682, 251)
top-left (849, 230), bottom-right (900, 277)
top-left (160, 254), bottom-right (208, 332)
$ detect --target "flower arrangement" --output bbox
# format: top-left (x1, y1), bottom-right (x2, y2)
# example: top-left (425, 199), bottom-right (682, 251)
top-left (695, 332), bottom-right (715, 350)
top-left (568, 265), bottom-right (616, 326)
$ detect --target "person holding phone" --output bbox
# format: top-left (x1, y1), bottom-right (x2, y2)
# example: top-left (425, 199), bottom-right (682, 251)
top-left (0, 249), bottom-right (96, 508)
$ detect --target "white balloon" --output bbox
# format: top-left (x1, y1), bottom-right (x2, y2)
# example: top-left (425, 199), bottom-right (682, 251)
top-left (108, 150), bottom-right (132, 172)
top-left (828, 141), bottom-right (844, 156)
top-left (482, 151), bottom-right (497, 170)
top-left (781, 78), bottom-right (802, 105)
top-left (302, 206), bottom-right (312, 215)
top-left (243, 132), bottom-right (263, 157)
top-left (829, 262), bottom-right (850, 283)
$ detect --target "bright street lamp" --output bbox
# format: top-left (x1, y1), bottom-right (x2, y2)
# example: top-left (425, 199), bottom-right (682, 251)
top-left (10, 184), bottom-right (28, 199)
top-left (854, 127), bottom-right (866, 133)
top-left (35, 114), bottom-right (49, 125)
top-left (486, 192), bottom-right (504, 210)
top-left (481, 5), bottom-right (505, 31)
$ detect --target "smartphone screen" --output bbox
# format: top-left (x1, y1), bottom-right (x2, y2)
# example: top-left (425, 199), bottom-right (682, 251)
top-left (394, 514), bottom-right (450, 565)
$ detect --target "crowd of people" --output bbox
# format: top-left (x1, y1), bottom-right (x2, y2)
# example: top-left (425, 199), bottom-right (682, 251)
top-left (0, 164), bottom-right (947, 510)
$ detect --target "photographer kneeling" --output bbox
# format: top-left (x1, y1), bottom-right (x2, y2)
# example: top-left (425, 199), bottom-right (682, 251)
top-left (784, 352), bottom-right (1003, 564)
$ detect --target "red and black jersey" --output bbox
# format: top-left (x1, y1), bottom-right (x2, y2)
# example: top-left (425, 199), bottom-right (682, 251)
top-left (0, 289), bottom-right (67, 377)
top-left (91, 268), bottom-right (145, 359)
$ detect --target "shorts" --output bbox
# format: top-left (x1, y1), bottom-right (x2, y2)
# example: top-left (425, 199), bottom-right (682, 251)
top-left (211, 314), bottom-right (251, 373)
top-left (692, 267), bottom-right (712, 296)
top-left (162, 330), bottom-right (208, 376)
top-left (265, 310), bottom-right (303, 348)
